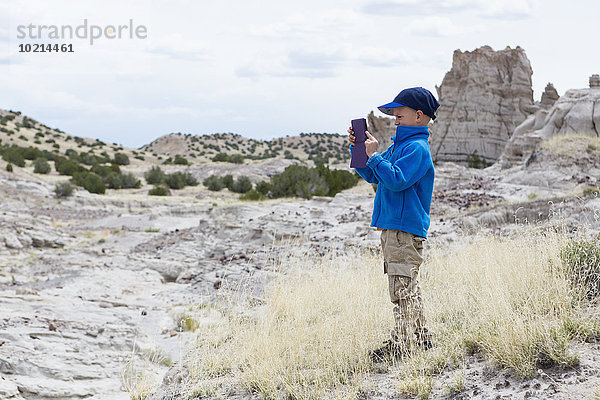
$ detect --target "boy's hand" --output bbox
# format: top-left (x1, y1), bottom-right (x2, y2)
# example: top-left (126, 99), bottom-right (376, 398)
top-left (347, 127), bottom-right (356, 146)
top-left (365, 131), bottom-right (378, 157)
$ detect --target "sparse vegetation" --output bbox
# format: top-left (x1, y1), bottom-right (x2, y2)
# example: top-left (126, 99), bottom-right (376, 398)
top-left (149, 185), bottom-right (169, 196)
top-left (181, 228), bottom-right (599, 399)
top-left (54, 181), bottom-right (75, 198)
top-left (33, 157), bottom-right (50, 174)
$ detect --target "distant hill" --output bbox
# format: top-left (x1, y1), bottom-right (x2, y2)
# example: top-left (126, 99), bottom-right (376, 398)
top-left (141, 131), bottom-right (350, 165)
top-left (0, 109), bottom-right (160, 168)
top-left (0, 109), bottom-right (350, 166)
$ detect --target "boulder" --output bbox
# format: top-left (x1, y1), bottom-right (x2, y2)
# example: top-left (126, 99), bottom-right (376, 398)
top-left (500, 76), bottom-right (600, 166)
top-left (430, 46), bottom-right (534, 166)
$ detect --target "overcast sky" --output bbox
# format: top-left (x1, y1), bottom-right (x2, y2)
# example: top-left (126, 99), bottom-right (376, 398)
top-left (1, 0), bottom-right (598, 148)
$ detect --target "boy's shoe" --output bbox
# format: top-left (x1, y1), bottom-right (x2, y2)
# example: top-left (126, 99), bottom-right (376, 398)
top-left (368, 340), bottom-right (406, 363)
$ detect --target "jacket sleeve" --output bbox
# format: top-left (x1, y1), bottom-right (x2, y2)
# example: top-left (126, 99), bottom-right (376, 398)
top-left (366, 143), bottom-right (429, 191)
top-left (349, 144), bottom-right (379, 184)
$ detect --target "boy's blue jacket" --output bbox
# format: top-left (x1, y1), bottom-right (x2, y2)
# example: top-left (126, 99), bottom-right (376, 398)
top-left (349, 125), bottom-right (434, 238)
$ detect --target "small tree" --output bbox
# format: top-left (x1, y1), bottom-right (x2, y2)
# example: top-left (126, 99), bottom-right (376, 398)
top-left (174, 155), bottom-right (189, 165)
top-left (54, 181), bottom-right (74, 198)
top-left (222, 174), bottom-right (234, 190)
top-left (149, 185), bottom-right (169, 196)
top-left (165, 173), bottom-right (186, 189)
top-left (255, 180), bottom-right (271, 195)
top-left (231, 175), bottom-right (252, 193)
top-left (6, 163), bottom-right (13, 172)
top-left (33, 157), bottom-right (51, 174)
top-left (144, 166), bottom-right (165, 185)
top-left (113, 152), bottom-right (130, 165)
top-left (203, 175), bottom-right (224, 191)
top-left (229, 154), bottom-right (244, 164)
top-left (212, 152), bottom-right (229, 162)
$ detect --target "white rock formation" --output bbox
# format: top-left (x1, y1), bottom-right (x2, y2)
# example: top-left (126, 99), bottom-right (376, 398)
top-left (500, 76), bottom-right (600, 166)
top-left (430, 46), bottom-right (534, 166)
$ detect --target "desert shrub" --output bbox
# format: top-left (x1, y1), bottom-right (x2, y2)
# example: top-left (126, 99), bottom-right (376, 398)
top-left (33, 157), bottom-right (51, 174)
top-left (54, 181), bottom-right (74, 198)
top-left (144, 166), bottom-right (165, 185)
top-left (22, 146), bottom-right (43, 160)
top-left (6, 163), bottom-right (13, 172)
top-left (212, 152), bottom-right (229, 162)
top-left (113, 152), bottom-right (130, 165)
top-left (104, 172), bottom-right (122, 189)
top-left (165, 172), bottom-right (186, 190)
top-left (229, 153), bottom-right (244, 164)
top-left (560, 239), bottom-right (600, 300)
top-left (284, 149), bottom-right (294, 159)
top-left (55, 158), bottom-right (83, 176)
top-left (269, 164), bottom-right (328, 199)
top-left (221, 174), bottom-right (234, 190)
top-left (466, 150), bottom-right (489, 169)
top-left (255, 180), bottom-right (271, 195)
top-left (231, 175), bottom-right (252, 193)
top-left (71, 171), bottom-right (105, 194)
top-left (239, 189), bottom-right (266, 201)
top-left (1, 147), bottom-right (25, 167)
top-left (149, 185), bottom-right (169, 196)
top-left (315, 163), bottom-right (359, 196)
top-left (203, 175), bottom-right (224, 191)
top-left (183, 172), bottom-right (199, 186)
top-left (174, 155), bottom-right (188, 165)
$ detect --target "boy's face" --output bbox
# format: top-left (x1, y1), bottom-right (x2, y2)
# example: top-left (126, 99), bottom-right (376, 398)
top-left (393, 106), bottom-right (424, 126)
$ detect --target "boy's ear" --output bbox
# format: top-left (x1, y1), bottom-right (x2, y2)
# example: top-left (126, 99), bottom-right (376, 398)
top-left (416, 110), bottom-right (424, 121)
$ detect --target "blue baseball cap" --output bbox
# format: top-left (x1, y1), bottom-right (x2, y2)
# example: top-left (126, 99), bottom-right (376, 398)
top-left (377, 87), bottom-right (440, 120)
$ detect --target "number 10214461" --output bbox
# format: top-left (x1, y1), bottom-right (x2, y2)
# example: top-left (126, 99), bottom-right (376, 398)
top-left (18, 43), bottom-right (74, 53)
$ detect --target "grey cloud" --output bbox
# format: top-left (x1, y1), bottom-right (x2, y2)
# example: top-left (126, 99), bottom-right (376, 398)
top-left (236, 50), bottom-right (345, 79)
top-left (360, 0), bottom-right (536, 19)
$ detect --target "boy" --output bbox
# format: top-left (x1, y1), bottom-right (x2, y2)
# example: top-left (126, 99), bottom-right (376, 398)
top-left (347, 87), bottom-right (439, 361)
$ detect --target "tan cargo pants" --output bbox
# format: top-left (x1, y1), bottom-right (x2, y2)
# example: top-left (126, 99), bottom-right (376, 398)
top-left (380, 229), bottom-right (429, 352)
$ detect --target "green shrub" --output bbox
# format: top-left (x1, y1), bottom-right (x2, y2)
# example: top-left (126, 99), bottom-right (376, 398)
top-left (174, 155), bottom-right (188, 165)
top-left (165, 173), bottom-right (186, 190)
top-left (144, 166), bottom-right (165, 185)
top-left (203, 175), bottom-right (224, 191)
top-left (255, 180), bottom-right (271, 195)
top-left (6, 163), bottom-right (13, 172)
top-left (149, 185), bottom-right (169, 196)
top-left (229, 154), bottom-right (244, 164)
top-left (231, 175), bottom-right (252, 193)
top-left (270, 164), bottom-right (327, 199)
top-left (212, 152), bottom-right (229, 162)
top-left (560, 239), bottom-right (600, 299)
top-left (222, 174), bottom-right (234, 190)
top-left (33, 157), bottom-right (51, 174)
top-left (240, 189), bottom-right (266, 201)
top-left (71, 171), bottom-right (105, 194)
top-left (183, 172), bottom-right (199, 186)
top-left (22, 146), bottom-right (43, 160)
top-left (315, 164), bottom-right (360, 197)
top-left (1, 147), bottom-right (25, 167)
top-left (120, 172), bottom-right (142, 189)
top-left (55, 158), bottom-right (83, 176)
top-left (54, 181), bottom-right (74, 198)
top-left (466, 150), bottom-right (489, 169)
top-left (113, 152), bottom-right (130, 165)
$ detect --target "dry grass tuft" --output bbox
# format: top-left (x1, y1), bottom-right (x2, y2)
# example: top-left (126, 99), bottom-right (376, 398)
top-left (181, 228), bottom-right (600, 399)
top-left (540, 134), bottom-right (600, 159)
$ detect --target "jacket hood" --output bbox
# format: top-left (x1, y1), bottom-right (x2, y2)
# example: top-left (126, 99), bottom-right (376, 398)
top-left (391, 125), bottom-right (430, 144)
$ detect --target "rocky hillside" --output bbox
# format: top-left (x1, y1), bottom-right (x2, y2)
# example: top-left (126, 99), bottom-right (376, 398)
top-left (140, 131), bottom-right (350, 165)
top-left (0, 109), bottom-right (161, 169)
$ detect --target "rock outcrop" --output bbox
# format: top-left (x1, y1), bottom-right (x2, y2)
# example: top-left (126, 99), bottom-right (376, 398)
top-left (500, 76), bottom-right (600, 166)
top-left (430, 46), bottom-right (534, 166)
top-left (366, 111), bottom-right (395, 153)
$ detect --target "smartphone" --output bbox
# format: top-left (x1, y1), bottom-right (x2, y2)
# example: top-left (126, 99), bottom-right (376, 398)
top-left (350, 118), bottom-right (368, 168)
